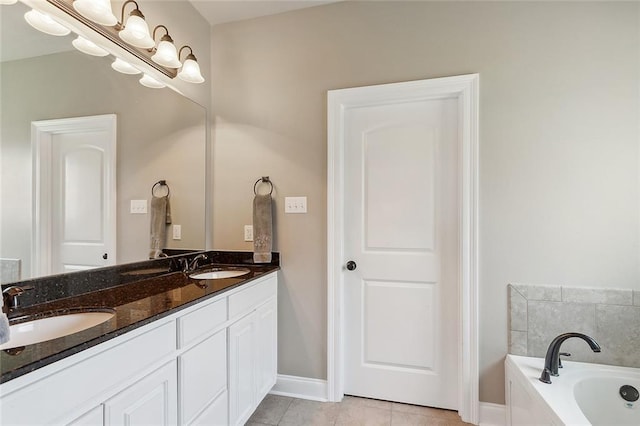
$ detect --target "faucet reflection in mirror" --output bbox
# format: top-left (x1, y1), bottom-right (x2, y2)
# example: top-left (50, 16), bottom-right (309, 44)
top-left (4, 0), bottom-right (205, 89)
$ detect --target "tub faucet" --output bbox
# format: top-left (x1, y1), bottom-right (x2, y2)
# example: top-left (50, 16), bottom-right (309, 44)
top-left (539, 332), bottom-right (601, 384)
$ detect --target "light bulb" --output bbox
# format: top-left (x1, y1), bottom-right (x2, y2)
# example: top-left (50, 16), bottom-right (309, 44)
top-left (139, 74), bottom-right (165, 89)
top-left (73, 0), bottom-right (117, 26)
top-left (24, 9), bottom-right (70, 36)
top-left (119, 10), bottom-right (154, 49)
top-left (72, 36), bottom-right (109, 57)
top-left (151, 37), bottom-right (181, 68)
top-left (111, 58), bottom-right (140, 75)
top-left (178, 56), bottom-right (204, 84)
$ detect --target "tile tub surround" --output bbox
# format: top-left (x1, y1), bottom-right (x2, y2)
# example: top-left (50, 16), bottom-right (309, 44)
top-left (508, 283), bottom-right (640, 368)
top-left (0, 251), bottom-right (279, 383)
top-left (0, 258), bottom-right (21, 283)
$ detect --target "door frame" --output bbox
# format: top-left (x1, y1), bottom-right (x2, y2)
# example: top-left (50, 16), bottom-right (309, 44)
top-left (32, 114), bottom-right (117, 277)
top-left (327, 74), bottom-right (479, 424)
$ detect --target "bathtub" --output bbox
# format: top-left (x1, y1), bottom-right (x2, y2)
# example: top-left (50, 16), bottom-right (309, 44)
top-left (505, 354), bottom-right (640, 425)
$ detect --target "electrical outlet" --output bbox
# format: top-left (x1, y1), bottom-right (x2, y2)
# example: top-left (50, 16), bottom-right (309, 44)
top-left (130, 199), bottom-right (147, 214)
top-left (244, 225), bottom-right (253, 241)
top-left (172, 224), bottom-right (181, 240)
top-left (285, 196), bottom-right (307, 214)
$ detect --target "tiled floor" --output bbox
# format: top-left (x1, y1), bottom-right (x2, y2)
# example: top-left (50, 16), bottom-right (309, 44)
top-left (247, 395), bottom-right (474, 426)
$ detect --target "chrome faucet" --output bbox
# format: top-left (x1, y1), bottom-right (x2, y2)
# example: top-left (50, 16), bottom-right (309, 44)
top-left (2, 286), bottom-right (34, 311)
top-left (539, 332), bottom-right (601, 384)
top-left (183, 253), bottom-right (208, 274)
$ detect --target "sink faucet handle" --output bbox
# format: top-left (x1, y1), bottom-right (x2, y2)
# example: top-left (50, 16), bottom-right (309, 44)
top-left (187, 253), bottom-right (208, 273)
top-left (558, 352), bottom-right (571, 368)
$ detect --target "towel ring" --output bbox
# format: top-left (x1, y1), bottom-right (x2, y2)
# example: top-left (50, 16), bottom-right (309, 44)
top-left (254, 176), bottom-right (273, 195)
top-left (152, 180), bottom-right (170, 197)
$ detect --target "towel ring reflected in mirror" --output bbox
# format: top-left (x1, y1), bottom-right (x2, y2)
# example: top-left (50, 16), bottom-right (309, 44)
top-left (152, 180), bottom-right (170, 197)
top-left (254, 176), bottom-right (273, 196)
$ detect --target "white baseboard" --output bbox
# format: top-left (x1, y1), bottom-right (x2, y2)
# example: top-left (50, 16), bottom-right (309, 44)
top-left (479, 402), bottom-right (506, 426)
top-left (269, 374), bottom-right (328, 402)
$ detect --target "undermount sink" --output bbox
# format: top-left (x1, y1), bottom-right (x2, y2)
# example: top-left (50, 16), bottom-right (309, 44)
top-left (189, 268), bottom-right (251, 280)
top-left (0, 309), bottom-right (115, 350)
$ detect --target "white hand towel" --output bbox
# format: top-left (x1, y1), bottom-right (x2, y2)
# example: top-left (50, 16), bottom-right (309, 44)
top-left (253, 194), bottom-right (273, 263)
top-left (0, 291), bottom-right (10, 345)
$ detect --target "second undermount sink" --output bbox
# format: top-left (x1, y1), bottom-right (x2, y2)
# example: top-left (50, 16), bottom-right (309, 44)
top-left (189, 268), bottom-right (251, 280)
top-left (0, 309), bottom-right (115, 351)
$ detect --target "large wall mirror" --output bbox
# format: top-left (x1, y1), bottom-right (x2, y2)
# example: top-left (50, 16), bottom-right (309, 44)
top-left (0, 1), bottom-right (206, 284)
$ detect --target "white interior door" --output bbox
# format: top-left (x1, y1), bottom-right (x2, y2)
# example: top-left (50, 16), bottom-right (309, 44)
top-left (342, 87), bottom-right (460, 409)
top-left (32, 115), bottom-right (116, 276)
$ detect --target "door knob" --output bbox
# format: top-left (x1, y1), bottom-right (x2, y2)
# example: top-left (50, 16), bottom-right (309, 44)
top-left (346, 261), bottom-right (357, 271)
top-left (103, 253), bottom-right (108, 260)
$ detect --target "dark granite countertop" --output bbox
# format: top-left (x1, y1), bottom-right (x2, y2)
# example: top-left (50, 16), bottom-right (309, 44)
top-left (0, 252), bottom-right (279, 384)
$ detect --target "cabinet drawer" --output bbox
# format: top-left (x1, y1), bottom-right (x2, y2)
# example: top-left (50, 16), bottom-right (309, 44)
top-left (178, 298), bottom-right (227, 348)
top-left (228, 275), bottom-right (277, 319)
top-left (0, 320), bottom-right (175, 425)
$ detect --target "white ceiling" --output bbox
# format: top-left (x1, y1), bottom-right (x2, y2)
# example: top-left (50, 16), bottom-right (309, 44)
top-left (188, 0), bottom-right (340, 27)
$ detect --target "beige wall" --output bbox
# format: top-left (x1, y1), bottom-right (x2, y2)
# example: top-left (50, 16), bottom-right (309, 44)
top-left (1, 51), bottom-right (206, 278)
top-left (211, 1), bottom-right (640, 404)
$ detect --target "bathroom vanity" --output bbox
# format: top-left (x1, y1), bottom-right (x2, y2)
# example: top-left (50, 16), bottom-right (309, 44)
top-left (0, 252), bottom-right (278, 426)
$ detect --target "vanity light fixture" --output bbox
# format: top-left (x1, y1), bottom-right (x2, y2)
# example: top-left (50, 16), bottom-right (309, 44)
top-left (117, 0), bottom-right (154, 49)
top-left (150, 25), bottom-right (181, 68)
top-left (139, 73), bottom-right (166, 89)
top-left (24, 8), bottom-right (71, 36)
top-left (26, 0), bottom-right (205, 86)
top-left (111, 58), bottom-right (140, 74)
top-left (72, 35), bottom-right (109, 56)
top-left (72, 0), bottom-right (117, 26)
top-left (177, 46), bottom-right (204, 84)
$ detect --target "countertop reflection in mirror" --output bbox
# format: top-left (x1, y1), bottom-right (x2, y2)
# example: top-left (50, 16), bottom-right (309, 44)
top-left (0, 1), bottom-right (206, 284)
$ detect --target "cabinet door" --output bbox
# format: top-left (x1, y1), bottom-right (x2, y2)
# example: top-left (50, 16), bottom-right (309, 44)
top-left (104, 361), bottom-right (177, 426)
top-left (228, 312), bottom-right (257, 426)
top-left (190, 392), bottom-right (228, 426)
top-left (256, 298), bottom-right (278, 401)
top-left (67, 405), bottom-right (104, 426)
top-left (179, 329), bottom-right (227, 425)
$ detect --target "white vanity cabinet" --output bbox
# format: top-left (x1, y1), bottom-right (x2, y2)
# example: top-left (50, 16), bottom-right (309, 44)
top-left (228, 275), bottom-right (278, 426)
top-left (177, 297), bottom-right (228, 426)
top-left (255, 298), bottom-right (277, 402)
top-left (0, 271), bottom-right (278, 426)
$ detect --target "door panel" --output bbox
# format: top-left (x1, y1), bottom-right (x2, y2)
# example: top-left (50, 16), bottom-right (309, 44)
top-left (364, 125), bottom-right (435, 251)
top-left (344, 95), bottom-right (459, 409)
top-left (33, 115), bottom-right (116, 276)
top-left (363, 280), bottom-right (435, 370)
top-left (53, 132), bottom-right (109, 273)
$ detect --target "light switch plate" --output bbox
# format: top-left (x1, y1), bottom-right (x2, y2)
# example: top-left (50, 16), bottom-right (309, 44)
top-left (172, 224), bottom-right (181, 240)
top-left (130, 199), bottom-right (147, 214)
top-left (244, 225), bottom-right (253, 241)
top-left (285, 196), bottom-right (307, 214)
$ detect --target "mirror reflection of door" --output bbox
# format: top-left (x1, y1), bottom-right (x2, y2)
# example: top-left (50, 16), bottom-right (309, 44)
top-left (32, 114), bottom-right (116, 277)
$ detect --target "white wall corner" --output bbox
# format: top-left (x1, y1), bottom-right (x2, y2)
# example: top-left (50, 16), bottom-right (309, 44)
top-left (479, 402), bottom-right (506, 426)
top-left (269, 374), bottom-right (329, 402)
